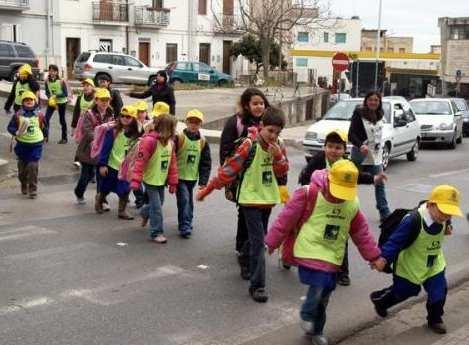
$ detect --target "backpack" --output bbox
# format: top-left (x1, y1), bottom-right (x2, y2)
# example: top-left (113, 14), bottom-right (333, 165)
top-left (73, 111), bottom-right (96, 143)
top-left (118, 135), bottom-right (158, 183)
top-left (90, 121), bottom-right (117, 159)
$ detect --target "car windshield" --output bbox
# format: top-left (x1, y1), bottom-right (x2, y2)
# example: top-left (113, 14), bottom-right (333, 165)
top-left (411, 101), bottom-right (452, 115)
top-left (324, 100), bottom-right (391, 122)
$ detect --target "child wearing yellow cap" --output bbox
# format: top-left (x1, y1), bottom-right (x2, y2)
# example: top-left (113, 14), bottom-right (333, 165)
top-left (298, 129), bottom-right (388, 286)
top-left (265, 160), bottom-right (382, 345)
top-left (174, 109), bottom-right (212, 238)
top-left (371, 184), bottom-right (462, 335)
top-left (45, 64), bottom-right (70, 144)
top-left (4, 64), bottom-right (40, 114)
top-left (7, 91), bottom-right (48, 199)
top-left (95, 105), bottom-right (142, 218)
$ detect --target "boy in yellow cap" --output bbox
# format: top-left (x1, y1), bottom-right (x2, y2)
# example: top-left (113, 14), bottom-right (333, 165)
top-left (4, 64), bottom-right (40, 113)
top-left (298, 129), bottom-right (387, 286)
top-left (265, 160), bottom-right (381, 345)
top-left (96, 105), bottom-right (141, 218)
top-left (371, 184), bottom-right (462, 335)
top-left (174, 109), bottom-right (211, 238)
top-left (7, 91), bottom-right (48, 199)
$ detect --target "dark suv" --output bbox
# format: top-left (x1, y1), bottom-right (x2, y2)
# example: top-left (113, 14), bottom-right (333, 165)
top-left (0, 41), bottom-right (39, 81)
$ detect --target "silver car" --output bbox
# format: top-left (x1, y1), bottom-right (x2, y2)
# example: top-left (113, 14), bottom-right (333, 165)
top-left (410, 98), bottom-right (464, 149)
top-left (73, 50), bottom-right (160, 85)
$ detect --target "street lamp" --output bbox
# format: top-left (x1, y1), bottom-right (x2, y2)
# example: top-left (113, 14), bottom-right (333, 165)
top-left (374, 0), bottom-right (383, 90)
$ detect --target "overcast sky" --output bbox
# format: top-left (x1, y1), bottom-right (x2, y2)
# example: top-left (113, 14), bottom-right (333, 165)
top-left (326, 0), bottom-right (468, 52)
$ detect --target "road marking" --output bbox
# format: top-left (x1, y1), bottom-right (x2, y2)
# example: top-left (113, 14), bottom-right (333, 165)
top-left (1, 242), bottom-right (100, 262)
top-left (429, 168), bottom-right (469, 178)
top-left (0, 297), bottom-right (54, 316)
top-left (0, 225), bottom-right (56, 242)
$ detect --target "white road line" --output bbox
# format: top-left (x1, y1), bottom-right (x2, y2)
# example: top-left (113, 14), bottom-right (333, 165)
top-left (0, 225), bottom-right (56, 242)
top-left (0, 297), bottom-right (55, 316)
top-left (429, 168), bottom-right (469, 178)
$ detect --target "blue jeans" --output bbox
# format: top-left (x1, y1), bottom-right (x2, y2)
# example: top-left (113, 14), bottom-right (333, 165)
top-left (300, 284), bottom-right (334, 335)
top-left (351, 147), bottom-right (390, 220)
top-left (240, 206), bottom-right (271, 290)
top-left (45, 104), bottom-right (67, 141)
top-left (74, 163), bottom-right (96, 198)
top-left (140, 184), bottom-right (165, 238)
top-left (176, 180), bottom-right (196, 234)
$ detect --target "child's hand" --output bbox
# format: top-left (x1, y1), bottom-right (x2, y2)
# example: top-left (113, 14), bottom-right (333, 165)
top-left (371, 257), bottom-right (387, 272)
top-left (99, 166), bottom-right (108, 177)
top-left (445, 224), bottom-right (453, 235)
top-left (268, 143), bottom-right (282, 158)
top-left (374, 172), bottom-right (388, 185)
top-left (130, 181), bottom-right (140, 191)
top-left (196, 187), bottom-right (209, 201)
top-left (247, 126), bottom-right (258, 140)
top-left (360, 144), bottom-right (369, 156)
top-left (168, 185), bottom-right (177, 194)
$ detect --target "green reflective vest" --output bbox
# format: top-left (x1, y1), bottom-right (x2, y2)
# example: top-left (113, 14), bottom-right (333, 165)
top-left (177, 134), bottom-right (201, 181)
top-left (14, 82), bottom-right (31, 105)
top-left (143, 140), bottom-right (172, 186)
top-left (47, 79), bottom-right (67, 104)
top-left (294, 193), bottom-right (359, 265)
top-left (16, 115), bottom-right (44, 144)
top-left (395, 205), bottom-right (446, 285)
top-left (79, 94), bottom-right (94, 112)
top-left (237, 143), bottom-right (280, 205)
top-left (108, 131), bottom-right (133, 171)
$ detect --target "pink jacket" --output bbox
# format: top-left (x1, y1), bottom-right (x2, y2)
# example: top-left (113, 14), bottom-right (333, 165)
top-left (265, 169), bottom-right (381, 272)
top-left (129, 131), bottom-right (178, 190)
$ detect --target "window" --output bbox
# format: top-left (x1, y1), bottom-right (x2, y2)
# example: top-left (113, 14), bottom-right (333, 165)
top-left (99, 39), bottom-right (112, 52)
top-left (14, 45), bottom-right (34, 58)
top-left (399, 48), bottom-right (406, 53)
top-left (296, 58), bottom-right (308, 67)
top-left (0, 44), bottom-right (15, 57)
top-left (111, 54), bottom-right (125, 66)
top-left (176, 62), bottom-right (191, 70)
top-left (198, 0), bottom-right (207, 15)
top-left (76, 52), bottom-right (91, 63)
top-left (297, 32), bottom-right (309, 43)
top-left (454, 99), bottom-right (468, 111)
top-left (153, 0), bottom-right (163, 8)
top-left (366, 47), bottom-right (372, 52)
top-left (449, 25), bottom-right (469, 40)
top-left (124, 56), bottom-right (142, 67)
top-left (387, 47), bottom-right (394, 53)
top-left (93, 54), bottom-right (113, 64)
top-left (335, 33), bottom-right (346, 44)
top-left (323, 32), bottom-right (329, 43)
top-left (194, 62), bottom-right (211, 72)
top-left (166, 43), bottom-right (178, 63)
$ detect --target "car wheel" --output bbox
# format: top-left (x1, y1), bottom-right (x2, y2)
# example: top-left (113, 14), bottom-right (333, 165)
top-left (382, 144), bottom-right (391, 170)
top-left (456, 130), bottom-right (463, 144)
top-left (406, 140), bottom-right (419, 162)
top-left (448, 132), bottom-right (457, 149)
top-left (171, 78), bottom-right (183, 86)
top-left (218, 79), bottom-right (228, 87)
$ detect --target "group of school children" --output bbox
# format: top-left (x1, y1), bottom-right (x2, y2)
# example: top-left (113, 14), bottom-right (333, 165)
top-left (6, 68), bottom-right (464, 345)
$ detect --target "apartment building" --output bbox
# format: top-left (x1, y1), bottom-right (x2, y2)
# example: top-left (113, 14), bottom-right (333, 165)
top-left (361, 29), bottom-right (413, 54)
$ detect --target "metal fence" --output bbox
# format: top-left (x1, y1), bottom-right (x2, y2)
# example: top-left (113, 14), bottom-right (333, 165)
top-left (135, 6), bottom-right (170, 27)
top-left (92, 2), bottom-right (128, 22)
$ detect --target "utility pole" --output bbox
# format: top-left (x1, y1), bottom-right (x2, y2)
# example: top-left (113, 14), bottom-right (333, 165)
top-left (374, 0), bottom-right (383, 91)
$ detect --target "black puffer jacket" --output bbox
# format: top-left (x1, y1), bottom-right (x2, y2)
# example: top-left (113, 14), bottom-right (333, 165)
top-left (130, 83), bottom-right (176, 115)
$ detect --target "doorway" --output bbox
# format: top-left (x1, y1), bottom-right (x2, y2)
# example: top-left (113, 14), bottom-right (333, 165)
top-left (222, 40), bottom-right (232, 75)
top-left (199, 43), bottom-right (210, 65)
top-left (139, 41), bottom-right (150, 66)
top-left (66, 37), bottom-right (81, 79)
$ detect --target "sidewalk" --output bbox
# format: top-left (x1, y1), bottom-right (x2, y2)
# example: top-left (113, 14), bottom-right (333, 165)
top-left (338, 280), bottom-right (469, 345)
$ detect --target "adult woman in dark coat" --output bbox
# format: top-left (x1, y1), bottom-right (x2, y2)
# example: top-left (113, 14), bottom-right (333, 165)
top-left (129, 70), bottom-right (176, 115)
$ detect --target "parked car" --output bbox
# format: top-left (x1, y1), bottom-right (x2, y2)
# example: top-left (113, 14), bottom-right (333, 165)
top-left (329, 92), bottom-right (351, 106)
top-left (452, 97), bottom-right (469, 137)
top-left (303, 96), bottom-right (421, 169)
top-left (73, 50), bottom-right (160, 85)
top-left (409, 98), bottom-right (464, 149)
top-left (165, 61), bottom-right (233, 86)
top-left (0, 40), bottom-right (39, 81)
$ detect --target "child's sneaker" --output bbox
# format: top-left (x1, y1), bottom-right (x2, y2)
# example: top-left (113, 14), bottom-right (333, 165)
top-left (301, 320), bottom-right (314, 336)
top-left (29, 192), bottom-right (37, 199)
top-left (370, 291), bottom-right (389, 317)
top-left (21, 184), bottom-right (28, 195)
top-left (249, 287), bottom-right (268, 303)
top-left (76, 196), bottom-right (86, 205)
top-left (311, 334), bottom-right (328, 345)
top-left (428, 322), bottom-right (447, 334)
top-left (179, 232), bottom-right (191, 239)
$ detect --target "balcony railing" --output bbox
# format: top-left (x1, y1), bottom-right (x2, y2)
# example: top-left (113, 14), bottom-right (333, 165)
top-left (135, 6), bottom-right (170, 28)
top-left (0, 0), bottom-right (30, 10)
top-left (214, 14), bottom-right (245, 34)
top-left (92, 1), bottom-right (128, 24)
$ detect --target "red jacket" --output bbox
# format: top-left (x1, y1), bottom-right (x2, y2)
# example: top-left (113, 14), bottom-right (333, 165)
top-left (129, 131), bottom-right (178, 190)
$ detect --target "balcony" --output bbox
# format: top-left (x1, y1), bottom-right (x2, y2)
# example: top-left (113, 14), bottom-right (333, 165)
top-left (213, 14), bottom-right (245, 35)
top-left (135, 6), bottom-right (170, 28)
top-left (92, 1), bottom-right (129, 25)
top-left (0, 0), bottom-right (30, 11)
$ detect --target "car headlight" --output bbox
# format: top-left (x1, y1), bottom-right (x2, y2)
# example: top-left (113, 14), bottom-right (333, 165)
top-left (438, 123), bottom-right (453, 130)
top-left (304, 131), bottom-right (318, 140)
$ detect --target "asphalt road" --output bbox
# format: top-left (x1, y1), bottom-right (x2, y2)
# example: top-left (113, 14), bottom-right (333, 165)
top-left (1, 104), bottom-right (469, 345)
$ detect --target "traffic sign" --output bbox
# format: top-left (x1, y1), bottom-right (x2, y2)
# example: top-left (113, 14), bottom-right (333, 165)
top-left (332, 52), bottom-right (350, 72)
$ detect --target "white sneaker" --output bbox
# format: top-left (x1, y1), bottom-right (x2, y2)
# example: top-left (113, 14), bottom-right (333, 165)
top-left (311, 335), bottom-right (328, 345)
top-left (76, 196), bottom-right (86, 205)
top-left (301, 321), bottom-right (314, 336)
top-left (73, 161), bottom-right (81, 169)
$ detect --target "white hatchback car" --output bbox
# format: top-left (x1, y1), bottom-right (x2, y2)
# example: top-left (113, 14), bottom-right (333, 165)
top-left (303, 97), bottom-right (421, 169)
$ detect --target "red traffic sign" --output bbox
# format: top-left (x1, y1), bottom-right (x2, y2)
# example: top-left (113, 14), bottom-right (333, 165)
top-left (332, 52), bottom-right (350, 72)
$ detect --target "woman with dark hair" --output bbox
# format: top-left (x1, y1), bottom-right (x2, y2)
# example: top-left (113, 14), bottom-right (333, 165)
top-left (348, 91), bottom-right (391, 222)
top-left (219, 88), bottom-right (274, 280)
top-left (129, 70), bottom-right (176, 115)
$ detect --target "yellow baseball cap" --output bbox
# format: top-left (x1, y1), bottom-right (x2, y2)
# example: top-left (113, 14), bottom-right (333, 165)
top-left (428, 185), bottom-right (462, 217)
top-left (82, 78), bottom-right (95, 87)
top-left (95, 88), bottom-right (111, 99)
top-left (151, 102), bottom-right (170, 117)
top-left (120, 105), bottom-right (137, 119)
top-left (328, 160), bottom-right (358, 201)
top-left (326, 129), bottom-right (348, 144)
top-left (186, 109), bottom-right (204, 122)
top-left (18, 64), bottom-right (32, 76)
top-left (134, 101), bottom-right (148, 112)
top-left (21, 90), bottom-right (37, 102)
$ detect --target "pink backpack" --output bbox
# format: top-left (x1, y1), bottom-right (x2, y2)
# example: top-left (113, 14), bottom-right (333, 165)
top-left (90, 121), bottom-right (117, 159)
top-left (118, 136), bottom-right (158, 183)
top-left (73, 110), bottom-right (97, 144)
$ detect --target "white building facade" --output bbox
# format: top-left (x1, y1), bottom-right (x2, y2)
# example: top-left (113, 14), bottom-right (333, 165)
top-left (0, 0), bottom-right (248, 79)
